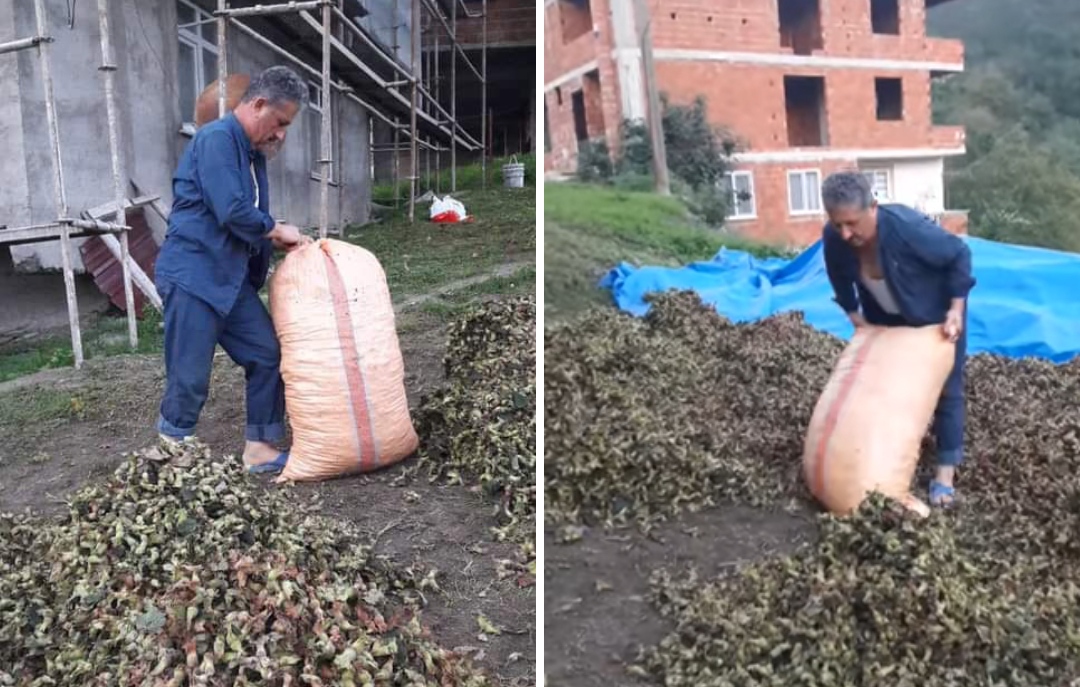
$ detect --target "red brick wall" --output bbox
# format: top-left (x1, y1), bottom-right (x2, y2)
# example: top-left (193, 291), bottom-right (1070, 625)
top-left (455, 0), bottom-right (536, 47)
top-left (544, 0), bottom-right (624, 173)
top-left (642, 1), bottom-right (961, 60)
top-left (652, 62), bottom-right (954, 153)
top-left (727, 160), bottom-right (856, 247)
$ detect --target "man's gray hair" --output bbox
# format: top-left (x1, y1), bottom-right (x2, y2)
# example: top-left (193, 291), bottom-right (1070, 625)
top-left (821, 171), bottom-right (875, 212)
top-left (242, 66), bottom-right (309, 109)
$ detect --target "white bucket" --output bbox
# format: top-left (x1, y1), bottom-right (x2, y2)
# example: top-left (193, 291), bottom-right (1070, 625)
top-left (502, 156), bottom-right (526, 189)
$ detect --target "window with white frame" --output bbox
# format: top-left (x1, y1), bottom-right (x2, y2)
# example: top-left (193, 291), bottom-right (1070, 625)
top-left (723, 171), bottom-right (756, 219)
top-left (861, 169), bottom-right (891, 201)
top-left (177, 0), bottom-right (219, 131)
top-left (307, 82), bottom-right (337, 182)
top-left (788, 169), bottom-right (822, 215)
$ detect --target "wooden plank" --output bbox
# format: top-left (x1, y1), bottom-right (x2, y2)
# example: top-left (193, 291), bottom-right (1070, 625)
top-left (0, 225), bottom-right (111, 245)
top-left (84, 194), bottom-right (160, 221)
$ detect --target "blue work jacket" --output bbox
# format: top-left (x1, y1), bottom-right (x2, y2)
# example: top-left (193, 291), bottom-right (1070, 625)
top-left (155, 113), bottom-right (276, 317)
top-left (822, 203), bottom-right (976, 325)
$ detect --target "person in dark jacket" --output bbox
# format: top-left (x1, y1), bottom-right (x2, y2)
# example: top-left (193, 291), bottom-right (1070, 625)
top-left (820, 171), bottom-right (976, 506)
top-left (154, 66), bottom-right (311, 474)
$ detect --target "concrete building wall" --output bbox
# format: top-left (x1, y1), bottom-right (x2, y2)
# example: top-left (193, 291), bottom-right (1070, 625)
top-left (3, 0), bottom-right (371, 274)
top-left (0, 4), bottom-right (32, 242)
top-left (355, 1), bottom-right (412, 65)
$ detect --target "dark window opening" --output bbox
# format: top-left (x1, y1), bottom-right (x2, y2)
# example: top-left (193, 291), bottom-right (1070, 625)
top-left (871, 0), bottom-right (900, 35)
top-left (556, 87), bottom-right (563, 106)
top-left (571, 90), bottom-right (589, 142)
top-left (582, 69), bottom-right (606, 140)
top-left (559, 0), bottom-right (592, 44)
top-left (875, 77), bottom-right (903, 120)
top-left (784, 76), bottom-right (828, 147)
top-left (778, 0), bottom-right (823, 56)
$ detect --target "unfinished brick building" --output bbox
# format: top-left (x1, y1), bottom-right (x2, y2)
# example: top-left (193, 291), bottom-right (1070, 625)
top-left (544, 0), bottom-right (969, 246)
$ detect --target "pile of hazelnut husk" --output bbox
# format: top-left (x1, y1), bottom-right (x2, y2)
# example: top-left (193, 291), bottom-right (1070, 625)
top-left (0, 440), bottom-right (489, 687)
top-left (546, 291), bottom-right (1080, 685)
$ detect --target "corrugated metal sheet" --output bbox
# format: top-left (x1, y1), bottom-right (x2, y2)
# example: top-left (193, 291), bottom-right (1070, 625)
top-left (79, 210), bottom-right (159, 318)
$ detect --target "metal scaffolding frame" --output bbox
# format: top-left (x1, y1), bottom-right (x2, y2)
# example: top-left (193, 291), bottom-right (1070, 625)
top-left (0, 0), bottom-right (490, 368)
top-left (210, 0), bottom-right (488, 228)
top-left (0, 0), bottom-right (138, 369)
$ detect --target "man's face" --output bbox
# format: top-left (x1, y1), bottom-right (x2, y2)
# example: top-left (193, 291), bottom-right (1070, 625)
top-left (250, 97), bottom-right (299, 157)
top-left (828, 202), bottom-right (878, 248)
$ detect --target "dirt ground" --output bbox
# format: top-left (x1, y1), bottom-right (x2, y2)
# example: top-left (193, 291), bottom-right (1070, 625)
top-left (0, 310), bottom-right (535, 686)
top-left (543, 507), bottom-right (816, 687)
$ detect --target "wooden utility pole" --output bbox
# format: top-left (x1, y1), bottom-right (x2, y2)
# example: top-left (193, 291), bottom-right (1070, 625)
top-left (633, 0), bottom-right (670, 195)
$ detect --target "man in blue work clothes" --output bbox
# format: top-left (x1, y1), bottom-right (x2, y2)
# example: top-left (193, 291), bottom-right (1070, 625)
top-left (820, 171), bottom-right (975, 506)
top-left (154, 66), bottom-right (311, 474)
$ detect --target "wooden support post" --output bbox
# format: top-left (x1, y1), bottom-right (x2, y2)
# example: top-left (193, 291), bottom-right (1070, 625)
top-left (97, 0), bottom-right (138, 349)
top-left (34, 0), bottom-right (84, 367)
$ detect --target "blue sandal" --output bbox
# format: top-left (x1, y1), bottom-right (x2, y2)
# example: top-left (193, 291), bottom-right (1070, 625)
top-left (929, 480), bottom-right (956, 507)
top-left (246, 452), bottom-right (289, 475)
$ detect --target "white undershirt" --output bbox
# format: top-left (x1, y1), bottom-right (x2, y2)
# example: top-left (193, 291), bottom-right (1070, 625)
top-left (861, 276), bottom-right (901, 315)
top-left (250, 162), bottom-right (259, 208)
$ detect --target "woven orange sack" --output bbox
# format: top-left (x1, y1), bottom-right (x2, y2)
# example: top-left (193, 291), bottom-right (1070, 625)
top-left (269, 239), bottom-right (419, 482)
top-left (194, 73), bottom-right (250, 128)
top-left (802, 325), bottom-right (956, 518)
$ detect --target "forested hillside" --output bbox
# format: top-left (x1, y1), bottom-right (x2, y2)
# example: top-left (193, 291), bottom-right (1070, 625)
top-left (929, 0), bottom-right (1080, 251)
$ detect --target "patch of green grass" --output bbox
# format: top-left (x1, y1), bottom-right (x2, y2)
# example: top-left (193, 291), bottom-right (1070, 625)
top-left (419, 266), bottom-right (536, 320)
top-left (544, 183), bottom-right (789, 324)
top-left (372, 154), bottom-right (536, 204)
top-left (0, 387), bottom-right (93, 428)
top-left (0, 310), bottom-right (164, 384)
top-left (345, 188), bottom-right (535, 298)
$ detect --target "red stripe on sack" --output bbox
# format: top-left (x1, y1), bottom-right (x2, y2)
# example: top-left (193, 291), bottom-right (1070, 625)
top-left (812, 328), bottom-right (882, 500)
top-left (321, 247), bottom-right (378, 470)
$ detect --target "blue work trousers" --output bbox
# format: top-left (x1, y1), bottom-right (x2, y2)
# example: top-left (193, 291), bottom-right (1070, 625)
top-left (866, 309), bottom-right (966, 468)
top-left (157, 283), bottom-right (286, 443)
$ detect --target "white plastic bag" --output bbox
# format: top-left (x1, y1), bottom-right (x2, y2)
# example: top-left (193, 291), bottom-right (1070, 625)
top-left (430, 195), bottom-right (468, 223)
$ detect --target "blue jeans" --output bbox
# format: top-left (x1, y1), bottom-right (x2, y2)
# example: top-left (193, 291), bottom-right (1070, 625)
top-left (157, 282), bottom-right (286, 443)
top-left (866, 310), bottom-right (966, 469)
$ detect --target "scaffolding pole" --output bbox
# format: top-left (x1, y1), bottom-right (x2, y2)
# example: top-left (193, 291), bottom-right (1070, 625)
top-left (481, 0), bottom-right (487, 190)
top-left (393, 117), bottom-right (401, 209)
top-left (451, 3), bottom-right (457, 192)
top-left (434, 27), bottom-right (440, 194)
top-left (319, 0), bottom-right (331, 238)
top-left (0, 36), bottom-right (43, 56)
top-left (30, 0), bottom-right (85, 367)
top-left (198, 0), bottom-right (485, 229)
top-left (96, 0), bottom-right (138, 349)
top-left (215, 1), bottom-right (324, 18)
top-left (409, 0), bottom-right (420, 222)
top-left (226, 15), bottom-right (415, 135)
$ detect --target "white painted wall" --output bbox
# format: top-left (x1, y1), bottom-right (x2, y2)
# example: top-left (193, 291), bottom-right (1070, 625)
top-left (863, 157), bottom-right (945, 213)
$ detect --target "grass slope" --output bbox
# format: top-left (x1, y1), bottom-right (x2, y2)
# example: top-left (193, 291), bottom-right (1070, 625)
top-left (544, 182), bottom-right (788, 324)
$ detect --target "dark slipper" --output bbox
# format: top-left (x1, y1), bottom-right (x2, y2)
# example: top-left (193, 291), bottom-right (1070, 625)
top-left (246, 452), bottom-right (289, 475)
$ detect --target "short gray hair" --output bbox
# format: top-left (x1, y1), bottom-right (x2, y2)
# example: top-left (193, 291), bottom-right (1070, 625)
top-left (242, 66), bottom-right (309, 109)
top-left (821, 171), bottom-right (875, 212)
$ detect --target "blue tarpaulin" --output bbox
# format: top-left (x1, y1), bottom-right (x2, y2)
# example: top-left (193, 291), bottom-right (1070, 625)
top-left (599, 237), bottom-right (1080, 363)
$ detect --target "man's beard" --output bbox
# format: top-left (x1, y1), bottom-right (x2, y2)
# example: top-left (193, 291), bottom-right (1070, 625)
top-left (259, 139), bottom-right (283, 160)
